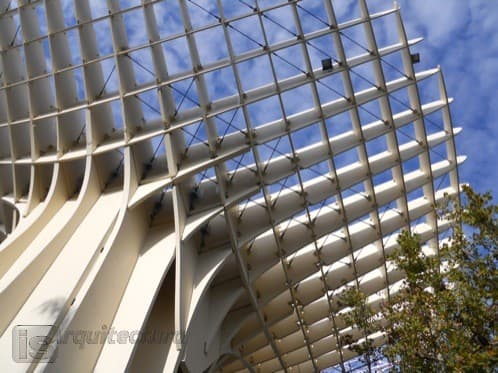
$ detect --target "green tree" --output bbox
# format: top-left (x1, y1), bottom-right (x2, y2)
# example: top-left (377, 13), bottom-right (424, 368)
top-left (340, 186), bottom-right (497, 372)
top-left (338, 286), bottom-right (382, 372)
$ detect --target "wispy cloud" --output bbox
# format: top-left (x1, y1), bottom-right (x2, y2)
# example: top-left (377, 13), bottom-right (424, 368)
top-left (398, 0), bottom-right (498, 197)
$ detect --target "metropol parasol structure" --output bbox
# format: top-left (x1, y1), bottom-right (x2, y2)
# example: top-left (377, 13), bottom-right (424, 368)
top-left (0, 0), bottom-right (463, 371)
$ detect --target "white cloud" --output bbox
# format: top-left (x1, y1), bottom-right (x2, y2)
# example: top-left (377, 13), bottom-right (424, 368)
top-left (397, 0), bottom-right (498, 196)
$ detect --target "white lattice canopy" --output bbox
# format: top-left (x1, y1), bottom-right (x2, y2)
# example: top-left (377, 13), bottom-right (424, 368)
top-left (0, 0), bottom-right (463, 372)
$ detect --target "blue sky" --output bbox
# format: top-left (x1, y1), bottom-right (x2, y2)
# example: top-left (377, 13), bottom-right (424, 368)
top-left (396, 0), bottom-right (498, 199)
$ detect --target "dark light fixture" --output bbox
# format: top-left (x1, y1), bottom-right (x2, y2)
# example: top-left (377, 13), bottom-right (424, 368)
top-left (410, 53), bottom-right (420, 64)
top-left (321, 58), bottom-right (333, 71)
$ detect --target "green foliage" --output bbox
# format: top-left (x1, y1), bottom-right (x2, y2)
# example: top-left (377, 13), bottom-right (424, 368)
top-left (338, 286), bottom-right (380, 370)
top-left (339, 186), bottom-right (497, 372)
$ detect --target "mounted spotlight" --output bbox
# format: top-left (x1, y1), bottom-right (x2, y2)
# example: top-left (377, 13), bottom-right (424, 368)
top-left (321, 57), bottom-right (333, 71)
